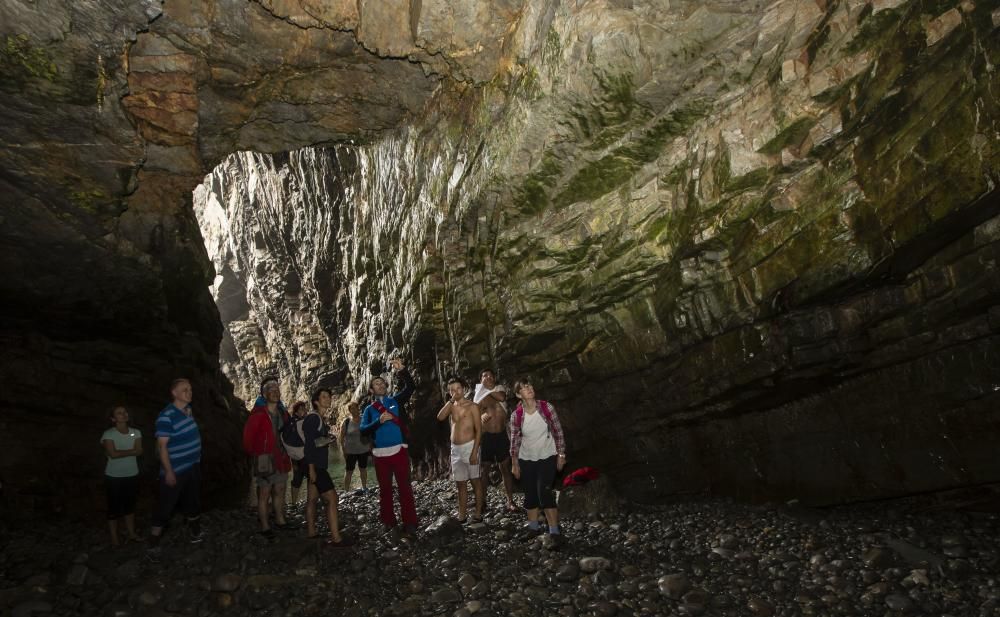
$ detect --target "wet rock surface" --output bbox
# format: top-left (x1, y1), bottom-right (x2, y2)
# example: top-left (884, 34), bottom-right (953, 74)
top-left (1, 483), bottom-right (999, 617)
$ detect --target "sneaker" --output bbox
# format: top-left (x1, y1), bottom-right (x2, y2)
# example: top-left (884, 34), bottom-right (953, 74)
top-left (352, 488), bottom-right (365, 496)
top-left (516, 525), bottom-right (544, 541)
top-left (542, 533), bottom-right (564, 550)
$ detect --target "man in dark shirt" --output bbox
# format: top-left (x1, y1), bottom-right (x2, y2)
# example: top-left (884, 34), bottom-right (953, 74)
top-left (304, 388), bottom-right (352, 547)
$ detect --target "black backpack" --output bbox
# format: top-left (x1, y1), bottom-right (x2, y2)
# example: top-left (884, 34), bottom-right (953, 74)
top-left (280, 416), bottom-right (306, 461)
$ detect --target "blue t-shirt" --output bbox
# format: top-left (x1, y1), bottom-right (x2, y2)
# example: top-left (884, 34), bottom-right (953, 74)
top-left (360, 396), bottom-right (404, 451)
top-left (155, 403), bottom-right (202, 475)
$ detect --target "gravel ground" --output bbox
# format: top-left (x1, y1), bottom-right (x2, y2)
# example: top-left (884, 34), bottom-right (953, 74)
top-left (1, 480), bottom-right (998, 617)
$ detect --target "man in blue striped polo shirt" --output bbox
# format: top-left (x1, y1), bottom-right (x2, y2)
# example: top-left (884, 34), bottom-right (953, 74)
top-left (148, 378), bottom-right (203, 555)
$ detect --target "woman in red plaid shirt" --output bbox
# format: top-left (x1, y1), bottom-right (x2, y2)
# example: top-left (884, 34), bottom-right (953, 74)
top-left (509, 377), bottom-right (566, 543)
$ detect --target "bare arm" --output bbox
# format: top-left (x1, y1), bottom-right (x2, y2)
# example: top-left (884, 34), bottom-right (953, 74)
top-left (437, 400), bottom-right (453, 421)
top-left (470, 403), bottom-right (482, 465)
top-left (102, 439), bottom-right (137, 459)
top-left (489, 390), bottom-right (506, 402)
top-left (133, 437), bottom-right (143, 457)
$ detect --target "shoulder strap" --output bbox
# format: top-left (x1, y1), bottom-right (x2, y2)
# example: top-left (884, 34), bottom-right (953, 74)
top-left (539, 400), bottom-right (554, 435)
top-left (371, 398), bottom-right (407, 436)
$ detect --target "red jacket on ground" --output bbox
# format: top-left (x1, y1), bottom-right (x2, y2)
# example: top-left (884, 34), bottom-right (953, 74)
top-left (242, 398), bottom-right (292, 473)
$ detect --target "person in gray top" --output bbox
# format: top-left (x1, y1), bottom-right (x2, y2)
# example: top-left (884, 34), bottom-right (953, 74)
top-left (101, 405), bottom-right (143, 546)
top-left (340, 401), bottom-right (372, 495)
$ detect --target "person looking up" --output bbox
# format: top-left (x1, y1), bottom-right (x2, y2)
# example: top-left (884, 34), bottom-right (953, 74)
top-left (305, 388), bottom-right (352, 547)
top-left (360, 375), bottom-right (418, 535)
top-left (242, 377), bottom-right (294, 539)
top-left (101, 405), bottom-right (143, 546)
top-left (287, 401), bottom-right (309, 505)
top-left (510, 377), bottom-right (567, 544)
top-left (148, 378), bottom-right (203, 557)
top-left (341, 401), bottom-right (371, 495)
top-left (437, 377), bottom-right (484, 523)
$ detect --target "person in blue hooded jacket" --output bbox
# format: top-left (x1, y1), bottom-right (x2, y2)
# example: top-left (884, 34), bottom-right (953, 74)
top-left (360, 374), bottom-right (418, 534)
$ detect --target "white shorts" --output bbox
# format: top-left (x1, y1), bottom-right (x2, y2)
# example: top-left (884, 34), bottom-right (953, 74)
top-left (450, 440), bottom-right (480, 481)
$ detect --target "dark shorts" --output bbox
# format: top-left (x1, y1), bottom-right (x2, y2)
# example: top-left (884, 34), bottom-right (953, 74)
top-left (481, 431), bottom-right (511, 464)
top-left (311, 468), bottom-right (335, 495)
top-left (291, 460), bottom-right (307, 489)
top-left (105, 475), bottom-right (139, 520)
top-left (519, 456), bottom-right (558, 510)
top-left (345, 453), bottom-right (369, 471)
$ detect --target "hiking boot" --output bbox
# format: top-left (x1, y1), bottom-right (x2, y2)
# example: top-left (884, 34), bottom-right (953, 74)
top-left (516, 525), bottom-right (544, 541)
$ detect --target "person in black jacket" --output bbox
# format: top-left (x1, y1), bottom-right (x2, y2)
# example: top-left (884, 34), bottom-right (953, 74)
top-left (305, 388), bottom-right (353, 547)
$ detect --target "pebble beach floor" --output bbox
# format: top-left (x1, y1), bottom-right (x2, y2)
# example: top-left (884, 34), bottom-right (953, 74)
top-left (2, 481), bottom-right (998, 617)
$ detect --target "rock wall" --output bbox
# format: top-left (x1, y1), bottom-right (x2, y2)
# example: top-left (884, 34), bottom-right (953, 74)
top-left (2, 0), bottom-right (999, 509)
top-left (197, 0), bottom-right (1000, 503)
top-left (0, 0), bottom-right (544, 507)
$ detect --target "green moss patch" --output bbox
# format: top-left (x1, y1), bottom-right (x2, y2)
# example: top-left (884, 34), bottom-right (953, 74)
top-left (1, 34), bottom-right (58, 85)
top-left (726, 168), bottom-right (773, 194)
top-left (513, 151), bottom-right (564, 215)
top-left (805, 0), bottom-right (839, 64)
top-left (553, 101), bottom-right (711, 208)
top-left (68, 189), bottom-right (107, 214)
top-left (849, 0), bottom-right (997, 245)
top-left (844, 5), bottom-right (907, 55)
top-left (757, 117), bottom-right (816, 156)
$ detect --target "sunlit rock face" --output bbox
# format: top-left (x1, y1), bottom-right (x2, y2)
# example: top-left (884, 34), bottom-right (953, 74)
top-left (2, 0), bottom-right (999, 509)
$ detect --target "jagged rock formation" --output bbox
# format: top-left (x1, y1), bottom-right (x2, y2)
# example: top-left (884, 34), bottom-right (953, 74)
top-left (1, 0), bottom-right (998, 510)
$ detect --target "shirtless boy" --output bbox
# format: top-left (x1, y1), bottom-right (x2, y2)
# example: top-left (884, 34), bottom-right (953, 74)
top-left (437, 377), bottom-right (484, 522)
top-left (474, 369), bottom-right (517, 512)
